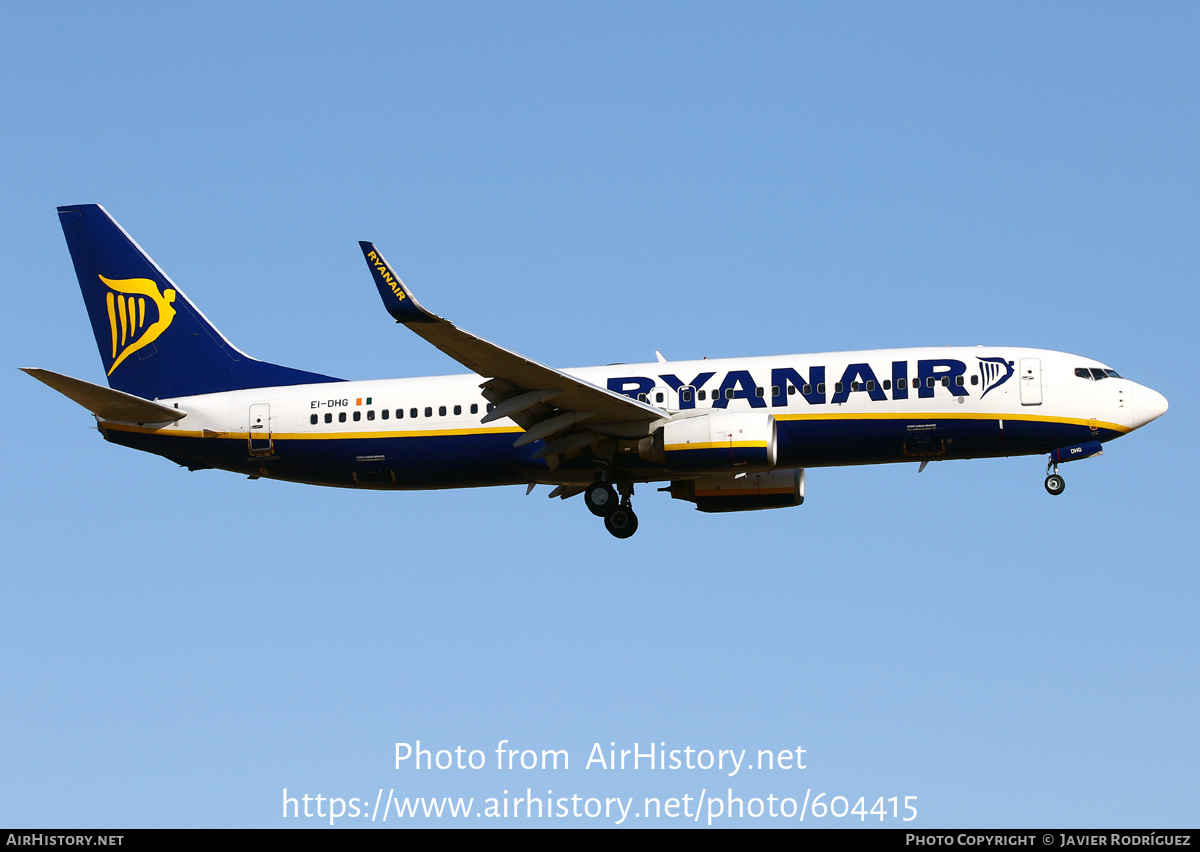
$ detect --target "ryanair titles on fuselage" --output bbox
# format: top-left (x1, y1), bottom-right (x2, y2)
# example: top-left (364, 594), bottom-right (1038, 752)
top-left (605, 356), bottom-right (1016, 408)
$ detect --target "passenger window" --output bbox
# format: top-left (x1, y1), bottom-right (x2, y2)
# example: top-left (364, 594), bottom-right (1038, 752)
top-left (698, 390), bottom-right (706, 400)
top-left (638, 393), bottom-right (647, 402)
top-left (836, 382), bottom-right (844, 393)
top-left (851, 381), bottom-right (860, 392)
top-left (439, 405), bottom-right (447, 416)
top-left (324, 413), bottom-right (332, 423)
top-left (802, 384), bottom-right (811, 395)
top-left (725, 388), bottom-right (735, 400)
top-left (817, 383), bottom-right (825, 394)
top-left (367, 410), bottom-right (375, 420)
top-left (897, 378), bottom-right (906, 390)
top-left (971, 375), bottom-right (978, 385)
top-left (926, 378), bottom-right (935, 388)
top-left (425, 407), bottom-right (433, 417)
top-left (339, 412), bottom-right (347, 423)
top-left (787, 385), bottom-right (796, 396)
top-left (381, 409), bottom-right (389, 420)
top-left (883, 380), bottom-right (891, 390)
top-left (396, 409), bottom-right (403, 419)
top-left (941, 377), bottom-right (949, 387)
top-left (867, 380), bottom-right (875, 391)
top-left (353, 410), bottom-right (361, 421)
top-left (655, 392), bottom-right (664, 403)
top-left (955, 376), bottom-right (964, 387)
top-left (755, 387), bottom-right (764, 398)
top-left (470, 403), bottom-right (478, 414)
top-left (410, 408), bottom-right (418, 418)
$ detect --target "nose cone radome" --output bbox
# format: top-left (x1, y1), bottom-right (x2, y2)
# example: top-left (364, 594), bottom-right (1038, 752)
top-left (1131, 385), bottom-right (1168, 429)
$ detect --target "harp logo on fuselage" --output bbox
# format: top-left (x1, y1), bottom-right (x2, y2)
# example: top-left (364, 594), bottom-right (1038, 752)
top-left (99, 275), bottom-right (177, 375)
top-left (976, 356), bottom-right (1016, 399)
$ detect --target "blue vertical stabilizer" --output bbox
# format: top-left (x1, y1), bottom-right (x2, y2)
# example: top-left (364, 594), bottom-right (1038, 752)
top-left (58, 204), bottom-right (342, 399)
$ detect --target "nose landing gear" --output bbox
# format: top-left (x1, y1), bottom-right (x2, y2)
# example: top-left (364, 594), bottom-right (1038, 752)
top-left (1042, 441), bottom-right (1106, 496)
top-left (1044, 458), bottom-right (1065, 496)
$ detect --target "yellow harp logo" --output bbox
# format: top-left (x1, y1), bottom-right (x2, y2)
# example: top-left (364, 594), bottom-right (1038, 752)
top-left (100, 275), bottom-right (177, 375)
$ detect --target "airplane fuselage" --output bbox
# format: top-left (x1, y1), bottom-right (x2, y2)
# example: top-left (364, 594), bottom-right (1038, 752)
top-left (97, 345), bottom-right (1161, 490)
top-left (35, 205), bottom-right (1168, 537)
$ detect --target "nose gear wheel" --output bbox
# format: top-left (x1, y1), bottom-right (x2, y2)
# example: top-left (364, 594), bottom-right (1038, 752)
top-left (1044, 457), bottom-right (1065, 496)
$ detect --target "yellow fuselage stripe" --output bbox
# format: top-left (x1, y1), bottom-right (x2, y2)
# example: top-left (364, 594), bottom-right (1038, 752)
top-left (665, 441), bottom-right (768, 451)
top-left (101, 411), bottom-right (1129, 439)
top-left (696, 488), bottom-right (795, 496)
top-left (773, 410), bottom-right (1130, 433)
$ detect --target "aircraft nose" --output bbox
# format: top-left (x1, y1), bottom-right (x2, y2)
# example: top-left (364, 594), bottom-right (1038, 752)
top-left (1130, 385), bottom-right (1168, 429)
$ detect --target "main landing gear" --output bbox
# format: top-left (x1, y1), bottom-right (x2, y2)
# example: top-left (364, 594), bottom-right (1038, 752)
top-left (584, 481), bottom-right (617, 516)
top-left (1044, 458), bottom-right (1066, 496)
top-left (585, 479), bottom-right (639, 538)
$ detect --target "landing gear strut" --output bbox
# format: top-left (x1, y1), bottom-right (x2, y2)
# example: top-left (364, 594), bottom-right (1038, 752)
top-left (590, 479), bottom-right (639, 538)
top-left (1044, 458), bottom-right (1065, 496)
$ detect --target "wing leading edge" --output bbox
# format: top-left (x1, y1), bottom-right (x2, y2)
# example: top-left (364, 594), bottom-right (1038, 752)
top-left (358, 242), bottom-right (667, 465)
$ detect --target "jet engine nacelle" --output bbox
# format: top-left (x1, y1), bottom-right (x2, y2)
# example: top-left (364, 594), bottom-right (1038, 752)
top-left (670, 468), bottom-right (805, 513)
top-left (639, 411), bottom-right (778, 473)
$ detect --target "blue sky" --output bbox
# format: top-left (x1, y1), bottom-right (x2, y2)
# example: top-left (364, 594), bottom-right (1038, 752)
top-left (2, 2), bottom-right (1196, 827)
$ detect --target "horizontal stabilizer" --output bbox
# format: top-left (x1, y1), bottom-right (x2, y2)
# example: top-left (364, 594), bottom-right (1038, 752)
top-left (22, 368), bottom-right (186, 423)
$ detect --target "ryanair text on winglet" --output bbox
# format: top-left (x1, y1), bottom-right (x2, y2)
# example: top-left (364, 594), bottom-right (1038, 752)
top-left (367, 251), bottom-right (406, 303)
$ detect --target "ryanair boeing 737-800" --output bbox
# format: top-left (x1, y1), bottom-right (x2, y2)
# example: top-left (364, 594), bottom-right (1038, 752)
top-left (25, 204), bottom-right (1168, 538)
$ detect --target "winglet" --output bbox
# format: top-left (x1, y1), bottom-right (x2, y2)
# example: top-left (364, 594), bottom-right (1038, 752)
top-left (358, 242), bottom-right (439, 324)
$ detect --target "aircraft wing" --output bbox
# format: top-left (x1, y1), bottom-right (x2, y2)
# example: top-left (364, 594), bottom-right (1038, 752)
top-left (359, 243), bottom-right (666, 454)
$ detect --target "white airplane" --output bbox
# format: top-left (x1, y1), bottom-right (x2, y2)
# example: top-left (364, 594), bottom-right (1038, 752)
top-left (26, 204), bottom-right (1168, 538)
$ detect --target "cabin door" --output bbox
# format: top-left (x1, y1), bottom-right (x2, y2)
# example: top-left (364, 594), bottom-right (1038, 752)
top-left (1019, 358), bottom-right (1043, 406)
top-left (248, 403), bottom-right (273, 455)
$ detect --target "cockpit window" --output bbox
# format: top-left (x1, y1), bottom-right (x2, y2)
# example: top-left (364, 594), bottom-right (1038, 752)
top-left (1078, 366), bottom-right (1124, 380)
